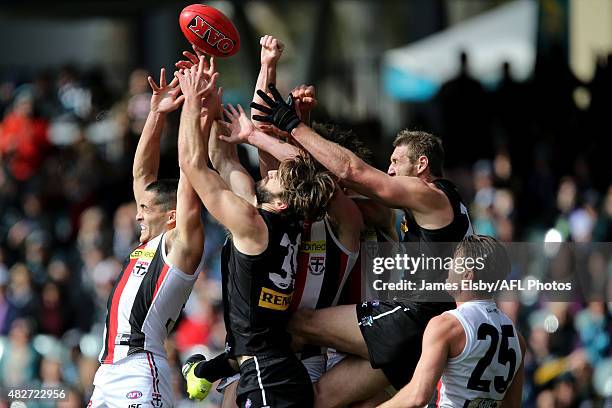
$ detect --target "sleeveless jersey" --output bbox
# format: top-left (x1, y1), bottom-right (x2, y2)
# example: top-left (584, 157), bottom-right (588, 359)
top-left (99, 232), bottom-right (203, 364)
top-left (340, 226), bottom-right (394, 304)
top-left (221, 209), bottom-right (302, 358)
top-left (435, 300), bottom-right (522, 407)
top-left (401, 178), bottom-right (473, 302)
top-left (291, 217), bottom-right (358, 312)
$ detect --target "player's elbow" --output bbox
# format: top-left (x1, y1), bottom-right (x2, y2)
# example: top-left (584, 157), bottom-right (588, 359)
top-left (180, 153), bottom-right (207, 174)
top-left (410, 392), bottom-right (430, 407)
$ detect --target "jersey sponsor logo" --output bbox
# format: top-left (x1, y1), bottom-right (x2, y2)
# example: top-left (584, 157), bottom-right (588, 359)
top-left (300, 240), bottom-right (326, 253)
top-left (128, 405), bottom-right (142, 408)
top-left (130, 248), bottom-right (156, 260)
top-left (309, 256), bottom-right (326, 275)
top-left (361, 228), bottom-right (378, 242)
top-left (465, 398), bottom-right (501, 408)
top-left (126, 390), bottom-right (143, 399)
top-left (258, 287), bottom-right (292, 311)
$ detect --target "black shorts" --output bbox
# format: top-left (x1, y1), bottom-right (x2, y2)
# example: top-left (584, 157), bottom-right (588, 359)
top-left (356, 300), bottom-right (455, 389)
top-left (236, 354), bottom-right (313, 408)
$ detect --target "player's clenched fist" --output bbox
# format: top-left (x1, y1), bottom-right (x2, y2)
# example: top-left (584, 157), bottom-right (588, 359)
top-left (260, 35), bottom-right (285, 66)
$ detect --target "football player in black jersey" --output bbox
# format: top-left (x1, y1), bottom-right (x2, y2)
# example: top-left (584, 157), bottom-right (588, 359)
top-left (176, 56), bottom-right (336, 408)
top-left (251, 87), bottom-right (473, 406)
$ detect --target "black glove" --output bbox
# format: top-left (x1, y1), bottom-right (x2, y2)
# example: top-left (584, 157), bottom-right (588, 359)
top-left (251, 83), bottom-right (301, 133)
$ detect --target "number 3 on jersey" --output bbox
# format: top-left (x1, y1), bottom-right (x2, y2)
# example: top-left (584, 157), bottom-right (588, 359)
top-left (467, 323), bottom-right (517, 393)
top-left (269, 233), bottom-right (301, 290)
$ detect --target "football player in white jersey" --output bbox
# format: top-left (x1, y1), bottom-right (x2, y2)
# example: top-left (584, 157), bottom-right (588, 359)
top-left (379, 235), bottom-right (525, 408)
top-left (89, 67), bottom-right (210, 408)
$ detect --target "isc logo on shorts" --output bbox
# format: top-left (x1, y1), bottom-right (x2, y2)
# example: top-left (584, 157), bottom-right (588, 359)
top-left (258, 287), bottom-right (292, 311)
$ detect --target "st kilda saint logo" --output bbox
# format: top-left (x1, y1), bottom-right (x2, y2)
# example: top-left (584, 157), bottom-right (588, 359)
top-left (132, 260), bottom-right (150, 277)
top-left (309, 256), bottom-right (325, 275)
top-left (188, 16), bottom-right (235, 54)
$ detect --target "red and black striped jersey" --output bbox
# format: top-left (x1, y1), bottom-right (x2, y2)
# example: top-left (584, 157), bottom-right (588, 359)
top-left (99, 233), bottom-right (203, 364)
top-left (291, 217), bottom-right (358, 312)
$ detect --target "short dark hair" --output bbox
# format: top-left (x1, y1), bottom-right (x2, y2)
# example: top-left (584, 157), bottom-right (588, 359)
top-left (454, 235), bottom-right (511, 291)
top-left (393, 130), bottom-right (444, 177)
top-left (312, 122), bottom-right (373, 165)
top-left (145, 179), bottom-right (178, 211)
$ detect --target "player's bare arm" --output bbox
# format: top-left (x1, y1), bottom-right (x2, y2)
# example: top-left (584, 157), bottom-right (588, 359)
top-left (165, 169), bottom-right (204, 275)
top-left (133, 68), bottom-right (184, 204)
top-left (250, 85), bottom-right (451, 227)
top-left (327, 185), bottom-right (364, 253)
top-left (502, 333), bottom-right (526, 408)
top-left (251, 35), bottom-right (285, 177)
top-left (176, 57), bottom-right (267, 255)
top-left (209, 119), bottom-right (257, 205)
top-left (218, 103), bottom-right (299, 161)
top-left (222, 104), bottom-right (363, 252)
top-left (378, 314), bottom-right (464, 408)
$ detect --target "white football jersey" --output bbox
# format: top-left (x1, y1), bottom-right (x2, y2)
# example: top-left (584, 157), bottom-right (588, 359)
top-left (436, 300), bottom-right (522, 408)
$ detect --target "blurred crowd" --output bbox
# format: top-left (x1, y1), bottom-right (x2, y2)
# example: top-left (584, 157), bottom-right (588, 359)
top-left (0, 52), bottom-right (610, 407)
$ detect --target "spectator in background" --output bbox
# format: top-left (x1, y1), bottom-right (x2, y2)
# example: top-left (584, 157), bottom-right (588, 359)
top-left (0, 90), bottom-right (49, 182)
top-left (437, 51), bottom-right (490, 166)
top-left (6, 263), bottom-right (39, 321)
top-left (0, 318), bottom-right (41, 388)
top-left (56, 65), bottom-right (91, 120)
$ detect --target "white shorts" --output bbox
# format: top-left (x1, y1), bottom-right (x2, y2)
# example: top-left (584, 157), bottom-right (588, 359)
top-left (89, 352), bottom-right (173, 408)
top-left (326, 348), bottom-right (347, 371)
top-left (301, 354), bottom-right (326, 383)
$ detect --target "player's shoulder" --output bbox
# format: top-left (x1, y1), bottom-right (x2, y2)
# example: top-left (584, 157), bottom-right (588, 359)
top-left (426, 313), bottom-right (464, 341)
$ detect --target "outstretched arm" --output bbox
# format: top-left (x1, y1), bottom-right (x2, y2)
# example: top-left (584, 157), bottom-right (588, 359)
top-left (291, 123), bottom-right (444, 212)
top-left (177, 57), bottom-right (267, 256)
top-left (378, 315), bottom-right (456, 408)
top-left (133, 68), bottom-right (184, 204)
top-left (251, 85), bottom-right (444, 213)
top-left (166, 169), bottom-right (204, 274)
top-left (219, 103), bottom-right (300, 162)
top-left (209, 119), bottom-right (257, 205)
top-left (252, 35), bottom-right (285, 177)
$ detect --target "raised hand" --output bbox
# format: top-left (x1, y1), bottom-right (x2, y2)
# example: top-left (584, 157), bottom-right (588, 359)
top-left (217, 104), bottom-right (255, 144)
top-left (175, 56), bottom-right (218, 105)
top-left (290, 84), bottom-right (317, 119)
top-left (175, 44), bottom-right (208, 71)
top-left (199, 57), bottom-right (223, 120)
top-left (148, 67), bottom-right (184, 114)
top-left (260, 35), bottom-right (284, 66)
top-left (251, 83), bottom-right (301, 133)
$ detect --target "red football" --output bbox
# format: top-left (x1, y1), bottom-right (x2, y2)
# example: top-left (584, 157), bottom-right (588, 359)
top-left (179, 4), bottom-right (240, 58)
